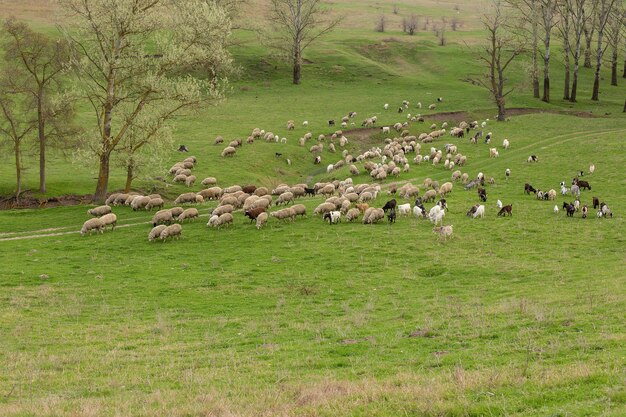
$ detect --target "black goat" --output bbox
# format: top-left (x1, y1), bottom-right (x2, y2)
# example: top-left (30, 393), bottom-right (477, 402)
top-left (387, 207), bottom-right (396, 223)
top-left (382, 199), bottom-right (397, 213)
top-left (563, 202), bottom-right (575, 217)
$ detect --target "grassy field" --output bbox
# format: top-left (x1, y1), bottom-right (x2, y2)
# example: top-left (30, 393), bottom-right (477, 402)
top-left (0, 1), bottom-right (625, 416)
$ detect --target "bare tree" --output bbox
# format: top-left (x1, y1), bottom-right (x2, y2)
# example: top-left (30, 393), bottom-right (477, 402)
top-left (564, 0), bottom-right (590, 102)
top-left (507, 0), bottom-right (541, 98)
top-left (393, 4), bottom-right (399, 15)
top-left (0, 75), bottom-right (36, 200)
top-left (451, 17), bottom-right (461, 31)
top-left (472, 0), bottom-right (525, 121)
top-left (435, 17), bottom-right (448, 46)
top-left (267, 0), bottom-right (341, 85)
top-left (61, 0), bottom-right (233, 202)
top-left (591, 0), bottom-right (617, 100)
top-left (583, 2), bottom-right (597, 68)
top-left (539, 0), bottom-right (558, 103)
top-left (556, 2), bottom-right (572, 99)
top-left (606, 3), bottom-right (624, 86)
top-left (1, 18), bottom-right (76, 194)
top-left (403, 14), bottom-right (418, 35)
top-left (376, 15), bottom-right (386, 32)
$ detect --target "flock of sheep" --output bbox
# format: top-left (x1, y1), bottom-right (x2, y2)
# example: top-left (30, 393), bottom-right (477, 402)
top-left (80, 98), bottom-right (614, 242)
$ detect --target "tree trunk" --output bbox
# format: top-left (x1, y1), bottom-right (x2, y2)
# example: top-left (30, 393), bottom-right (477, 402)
top-left (94, 152), bottom-right (110, 203)
top-left (292, 45), bottom-right (301, 85)
top-left (14, 139), bottom-right (22, 201)
top-left (532, 20), bottom-right (540, 98)
top-left (623, 98), bottom-right (626, 112)
top-left (497, 98), bottom-right (506, 121)
top-left (124, 163), bottom-right (134, 193)
top-left (563, 15), bottom-right (570, 100)
top-left (571, 45), bottom-right (580, 102)
top-left (611, 46), bottom-right (618, 86)
top-left (542, 30), bottom-right (551, 102)
top-left (592, 29), bottom-right (604, 101)
top-left (37, 91), bottom-right (46, 194)
top-left (583, 25), bottom-right (593, 68)
top-left (623, 55), bottom-right (626, 78)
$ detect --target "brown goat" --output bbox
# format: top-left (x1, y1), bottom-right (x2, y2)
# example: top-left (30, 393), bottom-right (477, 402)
top-left (497, 204), bottom-right (513, 217)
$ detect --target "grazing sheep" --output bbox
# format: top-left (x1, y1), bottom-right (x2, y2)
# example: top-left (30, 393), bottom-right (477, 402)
top-left (356, 203), bottom-right (369, 213)
top-left (175, 192), bottom-right (203, 205)
top-left (505, 168), bottom-right (510, 180)
top-left (275, 191), bottom-right (294, 206)
top-left (432, 225), bottom-right (453, 241)
top-left (152, 209), bottom-right (174, 226)
top-left (422, 189), bottom-right (437, 203)
top-left (362, 207), bottom-right (385, 224)
top-left (314, 202), bottom-right (335, 216)
top-left (185, 175), bottom-right (197, 187)
top-left (208, 213), bottom-right (233, 228)
top-left (497, 204), bottom-right (513, 216)
top-left (160, 224), bottom-right (182, 240)
top-left (221, 146), bottom-right (236, 157)
top-left (214, 136), bottom-right (224, 145)
top-left (255, 212), bottom-right (269, 229)
top-left (291, 204), bottom-right (307, 217)
top-left (99, 213), bottom-right (117, 231)
top-left (177, 208), bottom-right (199, 222)
top-left (80, 218), bottom-right (104, 236)
top-left (547, 189), bottom-right (557, 200)
top-left (145, 198), bottom-right (164, 211)
top-left (104, 194), bottom-right (120, 206)
top-left (438, 182), bottom-right (453, 197)
top-left (428, 104), bottom-right (436, 110)
top-left (570, 184), bottom-right (580, 197)
top-left (345, 208), bottom-right (361, 222)
top-left (131, 196), bottom-right (151, 211)
top-left (197, 187), bottom-right (223, 201)
top-left (244, 207), bottom-right (265, 222)
top-left (169, 207), bottom-right (184, 218)
top-left (489, 148), bottom-right (499, 158)
top-left (271, 207), bottom-right (297, 221)
top-left (148, 225), bottom-right (167, 241)
top-left (88, 205), bottom-right (112, 217)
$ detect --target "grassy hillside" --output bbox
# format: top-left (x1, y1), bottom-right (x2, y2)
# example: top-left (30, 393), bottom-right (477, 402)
top-left (0, 1), bottom-right (625, 416)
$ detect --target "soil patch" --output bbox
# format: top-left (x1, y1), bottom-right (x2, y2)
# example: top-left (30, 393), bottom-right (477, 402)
top-left (0, 193), bottom-right (93, 210)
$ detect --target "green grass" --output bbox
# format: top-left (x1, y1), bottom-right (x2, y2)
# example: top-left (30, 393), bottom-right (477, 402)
top-left (0, 1), bottom-right (625, 415)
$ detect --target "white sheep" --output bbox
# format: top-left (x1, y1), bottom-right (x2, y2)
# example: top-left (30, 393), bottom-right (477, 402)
top-left (131, 196), bottom-right (151, 211)
top-left (256, 212), bottom-right (269, 229)
top-left (99, 213), bottom-right (117, 230)
top-left (502, 138), bottom-right (510, 149)
top-left (178, 208), bottom-right (199, 222)
top-left (185, 175), bottom-right (197, 187)
top-left (303, 120), bottom-right (309, 127)
top-left (148, 225), bottom-right (167, 241)
top-left (152, 209), bottom-right (174, 226)
top-left (473, 205), bottom-right (485, 218)
top-left (160, 223), bottom-right (182, 240)
top-left (432, 225), bottom-right (453, 241)
top-left (88, 205), bottom-right (112, 217)
top-left (362, 207), bottom-right (384, 224)
top-left (397, 203), bottom-right (411, 216)
top-left (589, 163), bottom-right (595, 174)
top-left (554, 205), bottom-right (559, 214)
top-left (221, 146), bottom-right (236, 157)
top-left (276, 191), bottom-right (294, 206)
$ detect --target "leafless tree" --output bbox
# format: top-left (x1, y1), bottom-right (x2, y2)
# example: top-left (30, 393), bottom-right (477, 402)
top-left (507, 0), bottom-right (541, 98)
top-left (435, 17), bottom-right (448, 46)
top-left (423, 16), bottom-right (430, 31)
top-left (376, 15), bottom-right (386, 32)
top-left (451, 17), bottom-right (461, 31)
top-left (1, 18), bottom-right (76, 194)
top-left (556, 2), bottom-right (572, 100)
top-left (583, 2), bottom-right (597, 68)
top-left (393, 4), bottom-right (399, 15)
top-left (403, 14), bottom-right (418, 35)
top-left (591, 0), bottom-right (617, 100)
top-left (606, 3), bottom-right (624, 86)
top-left (563, 0), bottom-right (590, 102)
top-left (471, 0), bottom-right (525, 121)
top-left (268, 0), bottom-right (341, 85)
top-left (539, 0), bottom-right (558, 103)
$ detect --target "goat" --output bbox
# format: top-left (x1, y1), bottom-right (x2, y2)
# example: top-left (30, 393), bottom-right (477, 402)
top-left (497, 204), bottom-right (512, 217)
top-left (524, 183), bottom-right (537, 194)
top-left (592, 197), bottom-right (599, 209)
top-left (562, 202), bottom-right (575, 217)
top-left (382, 199), bottom-right (397, 213)
top-left (387, 207), bottom-right (396, 224)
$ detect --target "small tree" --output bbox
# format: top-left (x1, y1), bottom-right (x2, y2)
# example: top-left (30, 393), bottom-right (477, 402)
top-left (606, 4), bottom-right (624, 86)
top-left (434, 17), bottom-right (448, 46)
top-left (267, 0), bottom-right (341, 85)
top-left (1, 18), bottom-right (76, 194)
top-left (0, 75), bottom-right (36, 200)
top-left (403, 14), bottom-right (418, 35)
top-left (376, 15), bottom-right (386, 32)
top-left (591, 0), bottom-right (617, 100)
top-left (472, 0), bottom-right (525, 121)
top-left (451, 17), bottom-right (461, 31)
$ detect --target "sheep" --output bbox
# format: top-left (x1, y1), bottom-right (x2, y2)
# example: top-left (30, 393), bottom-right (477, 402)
top-left (148, 225), bottom-right (167, 241)
top-left (251, 212), bottom-right (268, 229)
top-left (271, 207), bottom-right (297, 221)
top-left (104, 193), bottom-right (120, 206)
top-left (175, 192), bottom-right (202, 205)
top-left (145, 198), bottom-right (164, 211)
top-left (185, 175), bottom-right (197, 187)
top-left (527, 155), bottom-right (538, 162)
top-left (432, 225), bottom-right (453, 241)
top-left (220, 195), bottom-right (239, 208)
top-left (497, 204), bottom-right (513, 216)
top-left (323, 210), bottom-right (341, 224)
top-left (422, 189), bottom-right (437, 203)
top-left (131, 196), bottom-right (151, 211)
top-left (397, 203), bottom-right (411, 216)
top-left (173, 174), bottom-right (188, 183)
top-left (176, 168), bottom-right (192, 176)
top-left (502, 138), bottom-right (510, 149)
top-left (275, 191), bottom-right (294, 206)
top-left (160, 223), bottom-right (183, 240)
top-left (198, 187), bottom-right (223, 200)
top-left (356, 203), bottom-right (369, 213)
top-left (547, 189), bottom-right (557, 200)
top-left (174, 208), bottom-right (197, 222)
top-left (314, 202), bottom-right (336, 216)
top-left (554, 205), bottom-right (559, 214)
top-left (211, 213), bottom-right (234, 228)
top-left (152, 209), bottom-right (174, 226)
top-left (589, 163), bottom-right (595, 174)
top-left (214, 136), bottom-right (224, 145)
top-left (345, 208), bottom-right (361, 222)
top-left (221, 146), bottom-right (236, 157)
top-left (291, 204), bottom-right (307, 217)
top-left (438, 182), bottom-right (453, 197)
top-left (99, 213), bottom-right (117, 231)
top-left (362, 207), bottom-right (385, 224)
top-left (488, 147), bottom-right (499, 158)
top-left (428, 104), bottom-right (436, 110)
top-left (88, 205), bottom-right (112, 217)
top-left (80, 218), bottom-right (105, 236)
